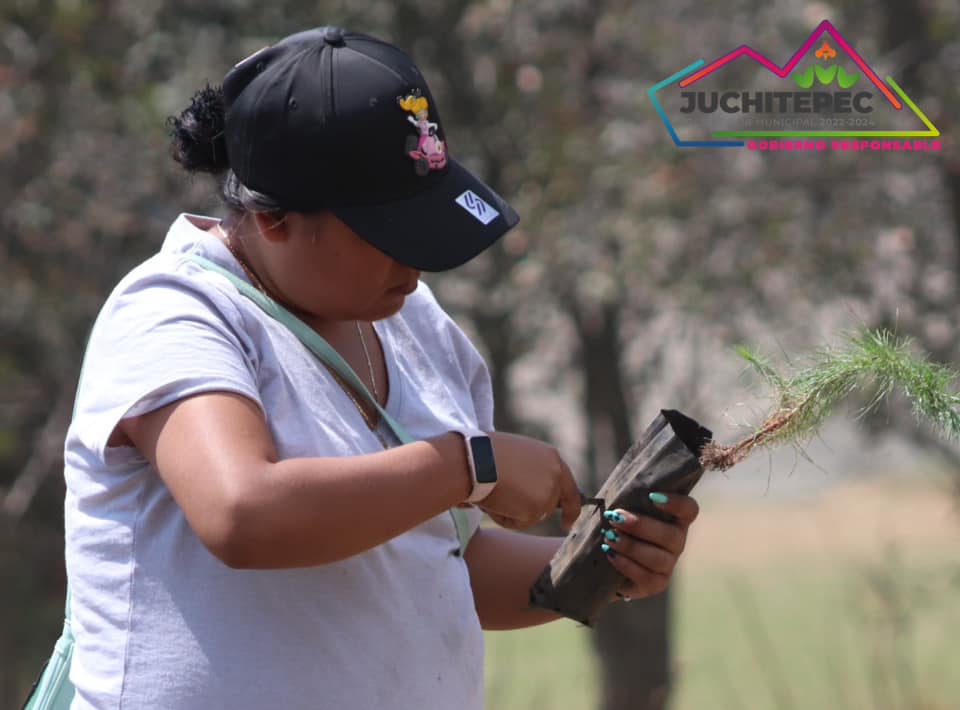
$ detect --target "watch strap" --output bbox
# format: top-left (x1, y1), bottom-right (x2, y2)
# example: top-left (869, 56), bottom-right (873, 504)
top-left (456, 430), bottom-right (498, 503)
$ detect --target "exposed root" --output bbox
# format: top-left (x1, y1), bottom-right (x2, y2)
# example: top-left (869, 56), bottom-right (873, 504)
top-left (699, 407), bottom-right (802, 471)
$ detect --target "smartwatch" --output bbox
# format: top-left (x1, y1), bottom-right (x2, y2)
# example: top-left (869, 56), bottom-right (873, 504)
top-left (456, 430), bottom-right (499, 503)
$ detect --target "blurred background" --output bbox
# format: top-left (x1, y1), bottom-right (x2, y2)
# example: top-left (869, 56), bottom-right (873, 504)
top-left (2, 1), bottom-right (958, 708)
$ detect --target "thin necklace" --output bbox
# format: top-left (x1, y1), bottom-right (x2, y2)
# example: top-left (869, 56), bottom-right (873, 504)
top-left (328, 367), bottom-right (388, 444)
top-left (222, 229), bottom-right (267, 295)
top-left (356, 321), bottom-right (381, 405)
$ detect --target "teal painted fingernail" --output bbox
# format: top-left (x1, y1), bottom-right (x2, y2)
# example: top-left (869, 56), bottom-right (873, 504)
top-left (601, 543), bottom-right (616, 557)
top-left (649, 492), bottom-right (669, 505)
top-left (603, 529), bottom-right (620, 542)
top-left (603, 510), bottom-right (625, 523)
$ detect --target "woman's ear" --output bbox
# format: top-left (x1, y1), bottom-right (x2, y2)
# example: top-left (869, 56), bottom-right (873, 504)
top-left (252, 211), bottom-right (290, 243)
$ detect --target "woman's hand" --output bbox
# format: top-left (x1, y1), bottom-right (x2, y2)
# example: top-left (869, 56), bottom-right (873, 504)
top-left (475, 432), bottom-right (582, 531)
top-left (599, 493), bottom-right (700, 600)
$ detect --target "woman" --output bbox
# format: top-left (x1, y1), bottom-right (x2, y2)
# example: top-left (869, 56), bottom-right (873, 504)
top-left (63, 26), bottom-right (699, 709)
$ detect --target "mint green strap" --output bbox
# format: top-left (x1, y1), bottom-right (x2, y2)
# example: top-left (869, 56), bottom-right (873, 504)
top-left (189, 254), bottom-right (474, 555)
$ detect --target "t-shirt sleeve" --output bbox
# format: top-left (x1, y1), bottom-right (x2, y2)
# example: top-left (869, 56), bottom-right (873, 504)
top-left (73, 264), bottom-right (262, 460)
top-left (444, 319), bottom-right (496, 538)
top-left (453, 331), bottom-right (495, 433)
top-left (413, 281), bottom-right (496, 433)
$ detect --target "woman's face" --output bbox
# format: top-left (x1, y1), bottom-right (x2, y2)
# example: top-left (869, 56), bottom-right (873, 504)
top-left (253, 211), bottom-right (421, 323)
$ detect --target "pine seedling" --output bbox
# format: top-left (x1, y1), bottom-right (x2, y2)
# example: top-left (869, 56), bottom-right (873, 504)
top-left (701, 329), bottom-right (960, 471)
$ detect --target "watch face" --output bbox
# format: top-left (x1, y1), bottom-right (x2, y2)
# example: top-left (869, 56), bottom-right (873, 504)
top-left (469, 436), bottom-right (498, 484)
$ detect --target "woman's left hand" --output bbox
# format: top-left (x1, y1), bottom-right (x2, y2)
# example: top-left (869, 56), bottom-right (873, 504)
top-left (600, 493), bottom-right (700, 601)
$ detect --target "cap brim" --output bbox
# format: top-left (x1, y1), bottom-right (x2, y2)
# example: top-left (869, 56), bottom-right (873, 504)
top-left (330, 159), bottom-right (519, 272)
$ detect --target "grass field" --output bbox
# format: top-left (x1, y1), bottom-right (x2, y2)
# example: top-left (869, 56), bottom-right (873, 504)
top-left (484, 476), bottom-right (960, 709)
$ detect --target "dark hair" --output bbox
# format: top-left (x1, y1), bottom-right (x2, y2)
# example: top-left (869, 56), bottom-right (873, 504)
top-left (168, 85), bottom-right (284, 213)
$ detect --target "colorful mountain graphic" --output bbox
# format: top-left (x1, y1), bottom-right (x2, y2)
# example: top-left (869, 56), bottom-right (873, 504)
top-left (648, 20), bottom-right (940, 148)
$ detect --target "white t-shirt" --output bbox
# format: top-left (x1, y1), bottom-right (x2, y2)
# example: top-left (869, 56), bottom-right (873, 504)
top-left (64, 214), bottom-right (490, 710)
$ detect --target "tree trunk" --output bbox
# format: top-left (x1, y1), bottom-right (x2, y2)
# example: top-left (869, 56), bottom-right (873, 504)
top-left (472, 307), bottom-right (524, 434)
top-left (945, 162), bottom-right (960, 293)
top-left (594, 594), bottom-right (672, 710)
top-left (573, 301), bottom-right (673, 710)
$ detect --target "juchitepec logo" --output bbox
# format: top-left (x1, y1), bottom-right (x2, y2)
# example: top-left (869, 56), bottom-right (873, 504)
top-left (649, 20), bottom-right (941, 152)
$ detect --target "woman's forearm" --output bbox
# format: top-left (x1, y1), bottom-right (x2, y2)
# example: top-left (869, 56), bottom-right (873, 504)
top-left (224, 435), bottom-right (473, 568)
top-left (124, 392), bottom-right (473, 568)
top-left (464, 527), bottom-right (564, 630)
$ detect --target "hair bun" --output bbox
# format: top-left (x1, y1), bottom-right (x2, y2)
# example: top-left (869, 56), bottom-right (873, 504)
top-left (168, 85), bottom-right (229, 173)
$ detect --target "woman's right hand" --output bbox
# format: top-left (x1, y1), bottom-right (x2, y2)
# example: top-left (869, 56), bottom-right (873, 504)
top-left (475, 432), bottom-right (582, 531)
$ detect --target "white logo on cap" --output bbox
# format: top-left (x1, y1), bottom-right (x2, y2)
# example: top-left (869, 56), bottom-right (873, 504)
top-left (455, 190), bottom-right (499, 225)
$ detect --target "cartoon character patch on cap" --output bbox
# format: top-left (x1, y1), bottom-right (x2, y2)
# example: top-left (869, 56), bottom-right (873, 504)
top-left (398, 89), bottom-right (447, 176)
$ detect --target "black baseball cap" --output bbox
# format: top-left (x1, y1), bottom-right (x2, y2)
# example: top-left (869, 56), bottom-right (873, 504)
top-left (221, 26), bottom-right (519, 272)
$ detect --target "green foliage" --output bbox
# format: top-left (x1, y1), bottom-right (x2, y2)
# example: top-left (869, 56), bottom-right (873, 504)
top-left (707, 330), bottom-right (960, 470)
